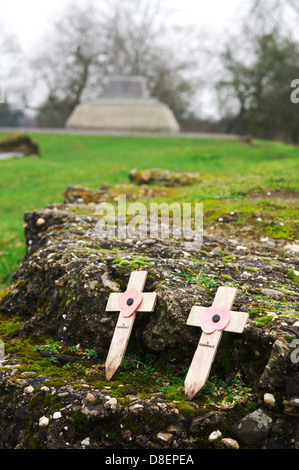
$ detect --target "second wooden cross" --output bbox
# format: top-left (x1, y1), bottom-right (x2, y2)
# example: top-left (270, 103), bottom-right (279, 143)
top-left (184, 286), bottom-right (249, 401)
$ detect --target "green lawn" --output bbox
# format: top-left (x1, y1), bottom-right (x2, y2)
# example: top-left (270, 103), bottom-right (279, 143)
top-left (0, 132), bottom-right (298, 289)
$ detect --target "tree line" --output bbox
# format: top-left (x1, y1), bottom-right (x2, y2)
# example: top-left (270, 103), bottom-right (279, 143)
top-left (1, 0), bottom-right (299, 143)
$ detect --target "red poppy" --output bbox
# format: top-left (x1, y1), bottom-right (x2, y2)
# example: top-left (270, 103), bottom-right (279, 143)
top-left (199, 305), bottom-right (231, 334)
top-left (118, 288), bottom-right (143, 318)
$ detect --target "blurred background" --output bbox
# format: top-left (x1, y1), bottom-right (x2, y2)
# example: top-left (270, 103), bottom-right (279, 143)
top-left (1, 0), bottom-right (299, 142)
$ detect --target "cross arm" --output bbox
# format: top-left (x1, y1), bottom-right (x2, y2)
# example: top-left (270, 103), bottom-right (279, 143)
top-left (106, 292), bottom-right (157, 312)
top-left (187, 306), bottom-right (249, 333)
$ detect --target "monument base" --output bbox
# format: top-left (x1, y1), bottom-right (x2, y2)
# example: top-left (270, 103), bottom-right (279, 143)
top-left (65, 98), bottom-right (180, 133)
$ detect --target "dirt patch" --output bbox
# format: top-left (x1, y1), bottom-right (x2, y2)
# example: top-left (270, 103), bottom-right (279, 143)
top-left (249, 189), bottom-right (298, 202)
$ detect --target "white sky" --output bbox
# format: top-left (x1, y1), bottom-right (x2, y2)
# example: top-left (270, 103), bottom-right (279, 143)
top-left (0, 0), bottom-right (244, 51)
top-left (0, 0), bottom-right (248, 118)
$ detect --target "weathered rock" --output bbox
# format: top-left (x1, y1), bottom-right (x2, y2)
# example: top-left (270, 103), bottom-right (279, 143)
top-left (0, 192), bottom-right (298, 449)
top-left (264, 393), bottom-right (276, 409)
top-left (208, 430), bottom-right (222, 442)
top-left (283, 243), bottom-right (299, 253)
top-left (63, 183), bottom-right (168, 205)
top-left (81, 437), bottom-right (90, 447)
top-left (0, 134), bottom-right (40, 156)
top-left (259, 339), bottom-right (293, 391)
top-left (86, 392), bottom-right (97, 403)
top-left (221, 437), bottom-right (239, 449)
top-left (189, 412), bottom-right (227, 435)
top-left (260, 289), bottom-right (285, 300)
top-left (156, 432), bottom-right (174, 444)
top-left (283, 398), bottom-right (299, 416)
top-left (129, 168), bottom-right (202, 186)
top-left (36, 218), bottom-right (46, 227)
top-left (230, 408), bottom-right (273, 446)
top-left (39, 416), bottom-right (49, 428)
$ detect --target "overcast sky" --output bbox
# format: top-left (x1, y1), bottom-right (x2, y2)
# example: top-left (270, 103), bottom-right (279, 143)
top-left (1, 0), bottom-right (245, 50)
top-left (0, 0), bottom-right (249, 118)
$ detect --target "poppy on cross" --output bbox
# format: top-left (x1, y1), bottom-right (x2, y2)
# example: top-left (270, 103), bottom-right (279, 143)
top-left (184, 286), bottom-right (249, 401)
top-left (104, 271), bottom-right (157, 380)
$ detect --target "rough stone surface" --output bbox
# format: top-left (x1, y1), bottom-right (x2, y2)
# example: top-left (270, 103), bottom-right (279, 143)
top-left (230, 408), bottom-right (273, 446)
top-left (129, 168), bottom-right (203, 186)
top-left (189, 412), bottom-right (227, 436)
top-left (0, 184), bottom-right (298, 449)
top-left (221, 437), bottom-right (239, 449)
top-left (0, 134), bottom-right (40, 156)
top-left (66, 100), bottom-right (180, 133)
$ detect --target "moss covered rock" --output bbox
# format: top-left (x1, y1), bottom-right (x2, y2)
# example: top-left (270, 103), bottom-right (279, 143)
top-left (0, 187), bottom-right (298, 449)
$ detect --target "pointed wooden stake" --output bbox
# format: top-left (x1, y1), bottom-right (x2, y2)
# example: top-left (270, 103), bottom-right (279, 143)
top-left (184, 286), bottom-right (249, 401)
top-left (105, 271), bottom-right (157, 380)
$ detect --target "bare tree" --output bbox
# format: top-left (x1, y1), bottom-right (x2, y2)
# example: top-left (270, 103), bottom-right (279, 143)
top-left (247, 0), bottom-right (299, 35)
top-left (0, 21), bottom-right (28, 111)
top-left (27, 0), bottom-right (202, 127)
top-left (217, 29), bottom-right (299, 142)
top-left (28, 2), bottom-right (108, 126)
top-left (0, 21), bottom-right (20, 59)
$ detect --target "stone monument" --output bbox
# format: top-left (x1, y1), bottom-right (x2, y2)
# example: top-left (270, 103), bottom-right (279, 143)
top-left (66, 53), bottom-right (180, 133)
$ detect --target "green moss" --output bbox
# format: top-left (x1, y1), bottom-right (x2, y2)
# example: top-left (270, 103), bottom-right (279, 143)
top-left (248, 307), bottom-right (268, 319)
top-left (0, 286), bottom-right (12, 301)
top-left (147, 411), bottom-right (178, 430)
top-left (1, 394), bottom-right (11, 403)
top-left (72, 410), bottom-right (90, 436)
top-left (0, 315), bottom-right (23, 338)
top-left (267, 223), bottom-right (295, 240)
top-left (112, 256), bottom-right (151, 269)
top-left (43, 378), bottom-right (66, 388)
top-left (0, 279), bottom-right (29, 301)
top-left (220, 274), bottom-right (233, 281)
top-left (124, 414), bottom-right (145, 434)
top-left (160, 384), bottom-right (184, 401)
top-left (287, 269), bottom-right (299, 284)
top-left (175, 402), bottom-right (199, 419)
top-left (253, 315), bottom-right (274, 327)
top-left (23, 419), bottom-right (45, 449)
top-left (29, 391), bottom-right (46, 409)
top-left (73, 410), bottom-right (122, 442)
top-left (222, 256), bottom-right (234, 263)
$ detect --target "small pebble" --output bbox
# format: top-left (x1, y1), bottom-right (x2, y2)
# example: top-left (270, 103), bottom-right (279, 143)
top-left (264, 393), bottom-right (276, 408)
top-left (39, 416), bottom-right (49, 428)
top-left (222, 437), bottom-right (239, 449)
top-left (208, 430), bottom-right (222, 441)
top-left (106, 397), bottom-right (117, 407)
top-left (86, 392), bottom-right (96, 403)
top-left (36, 218), bottom-right (46, 227)
top-left (81, 437), bottom-right (90, 447)
top-left (157, 432), bottom-right (174, 444)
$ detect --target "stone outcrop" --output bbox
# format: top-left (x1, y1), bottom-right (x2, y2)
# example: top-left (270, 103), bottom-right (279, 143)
top-left (128, 168), bottom-right (203, 186)
top-left (0, 134), bottom-right (40, 157)
top-left (0, 186), bottom-right (298, 449)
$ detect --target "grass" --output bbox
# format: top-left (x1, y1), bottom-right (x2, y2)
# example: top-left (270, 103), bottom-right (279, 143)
top-left (0, 131), bottom-right (298, 289)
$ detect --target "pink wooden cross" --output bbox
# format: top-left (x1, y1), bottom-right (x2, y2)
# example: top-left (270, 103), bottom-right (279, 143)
top-left (184, 286), bottom-right (249, 400)
top-left (105, 271), bottom-right (157, 380)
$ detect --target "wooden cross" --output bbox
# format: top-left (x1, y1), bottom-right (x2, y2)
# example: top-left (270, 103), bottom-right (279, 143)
top-left (184, 286), bottom-right (249, 401)
top-left (105, 270), bottom-right (157, 380)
